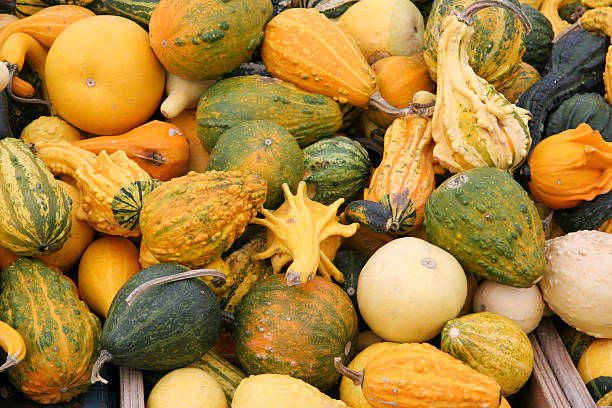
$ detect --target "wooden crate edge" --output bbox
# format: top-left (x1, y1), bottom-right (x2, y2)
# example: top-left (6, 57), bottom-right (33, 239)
top-left (120, 366), bottom-right (144, 408)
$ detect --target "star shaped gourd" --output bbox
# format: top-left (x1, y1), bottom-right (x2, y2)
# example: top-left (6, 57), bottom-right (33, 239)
top-left (252, 181), bottom-right (359, 286)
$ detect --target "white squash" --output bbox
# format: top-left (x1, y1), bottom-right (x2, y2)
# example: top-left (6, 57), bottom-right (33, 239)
top-left (357, 237), bottom-right (467, 342)
top-left (338, 0), bottom-right (425, 64)
top-left (147, 367), bottom-right (227, 408)
top-left (539, 231), bottom-right (612, 338)
top-left (473, 280), bottom-right (545, 334)
top-left (160, 72), bottom-right (215, 119)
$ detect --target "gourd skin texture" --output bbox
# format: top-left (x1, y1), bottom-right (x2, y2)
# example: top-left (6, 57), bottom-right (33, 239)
top-left (577, 339), bottom-right (612, 405)
top-left (521, 4), bottom-right (553, 75)
top-left (555, 188), bottom-right (612, 232)
top-left (20, 116), bottom-right (83, 144)
top-left (560, 325), bottom-right (594, 366)
top-left (580, 7), bottom-right (612, 106)
top-left (500, 62), bottom-right (541, 104)
top-left (147, 367), bottom-right (227, 408)
top-left (188, 348), bottom-right (246, 404)
top-left (546, 93), bottom-right (612, 142)
top-left (0, 258), bottom-right (101, 404)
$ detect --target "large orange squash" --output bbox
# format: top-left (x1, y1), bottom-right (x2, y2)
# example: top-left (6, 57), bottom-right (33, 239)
top-left (45, 15), bottom-right (165, 135)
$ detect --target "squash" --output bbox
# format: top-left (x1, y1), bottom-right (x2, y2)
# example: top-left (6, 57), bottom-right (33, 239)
top-left (167, 109), bottom-right (209, 173)
top-left (188, 349), bottom-right (245, 404)
top-left (472, 280), bottom-right (545, 333)
top-left (252, 181), bottom-right (359, 286)
top-left (231, 374), bottom-right (349, 408)
top-left (290, 0), bottom-right (358, 17)
top-left (555, 188), bottom-right (612, 232)
top-left (148, 368), bottom-right (227, 408)
top-left (500, 62), bottom-right (541, 103)
top-left (578, 339), bottom-right (612, 405)
top-left (332, 250), bottom-right (369, 320)
top-left (233, 274), bottom-right (359, 391)
top-left (560, 325), bottom-right (594, 365)
top-left (0, 14), bottom-right (18, 31)
top-left (335, 342), bottom-right (502, 408)
top-left (140, 171), bottom-right (266, 269)
top-left (521, 4), bottom-right (554, 75)
top-left (546, 93), bottom-right (612, 142)
top-left (149, 0), bottom-right (272, 80)
top-left (343, 200), bottom-right (394, 235)
top-left (207, 120), bottom-right (303, 209)
top-left (580, 7), bottom-right (612, 106)
top-left (104, 0), bottom-right (159, 27)
top-left (540, 0), bottom-right (573, 36)
top-left (337, 0), bottom-right (425, 64)
top-left (20, 116), bottom-right (83, 144)
top-left (72, 120), bottom-right (190, 181)
top-left (160, 72), bottom-right (215, 119)
top-left (0, 258), bottom-right (101, 404)
top-left (539, 230), bottom-right (612, 338)
top-left (15, 0), bottom-right (47, 19)
top-left (424, 168), bottom-right (546, 287)
top-left (45, 15), bottom-right (165, 135)
top-left (78, 236), bottom-right (141, 317)
top-left (0, 32), bottom-right (47, 92)
top-left (0, 320), bottom-right (26, 372)
top-left (0, 246), bottom-right (18, 269)
top-left (0, 138), bottom-right (72, 256)
top-left (441, 312), bottom-right (534, 396)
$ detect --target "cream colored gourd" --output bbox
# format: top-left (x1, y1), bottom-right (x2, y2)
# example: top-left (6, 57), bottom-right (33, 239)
top-left (338, 0), bottom-right (425, 64)
top-left (357, 237), bottom-right (467, 342)
top-left (160, 72), bottom-right (215, 119)
top-left (539, 231), bottom-right (612, 338)
top-left (20, 116), bottom-right (83, 144)
top-left (147, 367), bottom-right (227, 408)
top-left (231, 374), bottom-right (349, 408)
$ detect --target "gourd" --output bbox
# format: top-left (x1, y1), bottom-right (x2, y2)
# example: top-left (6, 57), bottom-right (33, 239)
top-left (334, 342), bottom-right (501, 408)
top-left (580, 7), bottom-right (612, 106)
top-left (148, 0), bottom-right (272, 79)
top-left (500, 62), bottom-right (541, 103)
top-left (430, 0), bottom-right (532, 174)
top-left (560, 325), bottom-right (594, 365)
top-left (554, 189), bottom-right (612, 232)
top-left (0, 138), bottom-right (72, 256)
top-left (160, 72), bottom-right (215, 119)
top-left (147, 368), bottom-right (227, 408)
top-left (521, 4), bottom-right (554, 74)
top-left (540, 0), bottom-right (573, 36)
top-left (424, 168), bottom-right (546, 287)
top-left (441, 312), bottom-right (534, 396)
top-left (577, 339), bottom-right (612, 405)
top-left (104, 0), bottom-right (159, 27)
top-left (206, 120), bottom-right (304, 209)
top-left (539, 230), bottom-right (612, 338)
top-left (45, 15), bottom-right (165, 135)
top-left (0, 14), bottom-right (18, 30)
top-left (473, 280), bottom-right (545, 333)
top-left (0, 258), bottom-right (101, 404)
top-left (0, 321), bottom-right (26, 372)
top-left (233, 274), bottom-right (358, 391)
top-left (196, 75), bottom-right (343, 152)
top-left (72, 120), bottom-right (190, 181)
top-left (140, 171), bottom-right (266, 269)
top-left (252, 181), bottom-right (359, 286)
top-left (546, 93), bottom-right (612, 141)
top-left (333, 250), bottom-right (369, 329)
top-left (20, 116), bottom-right (83, 144)
top-left (167, 109), bottom-right (209, 172)
top-left (337, 0), bottom-right (425, 64)
top-left (527, 123), bottom-right (612, 209)
top-left (231, 374), bottom-right (349, 408)
top-left (424, 0), bottom-right (526, 90)
top-left (0, 32), bottom-right (47, 94)
top-left (357, 237), bottom-right (467, 342)
top-left (78, 236), bottom-right (141, 317)
top-left (188, 348), bottom-right (246, 403)
top-left (91, 265), bottom-right (225, 382)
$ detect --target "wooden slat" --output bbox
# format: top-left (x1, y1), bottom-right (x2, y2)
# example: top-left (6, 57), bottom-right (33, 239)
top-left (120, 366), bottom-right (144, 408)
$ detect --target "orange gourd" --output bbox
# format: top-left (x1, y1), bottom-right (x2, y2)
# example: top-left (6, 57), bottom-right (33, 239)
top-left (72, 121), bottom-right (190, 181)
top-left (167, 109), bottom-right (209, 173)
top-left (528, 123), bottom-right (612, 209)
top-left (0, 32), bottom-right (47, 80)
top-left (0, 245), bottom-right (18, 269)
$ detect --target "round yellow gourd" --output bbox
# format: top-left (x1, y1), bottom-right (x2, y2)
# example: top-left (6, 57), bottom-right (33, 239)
top-left (45, 15), bottom-right (165, 135)
top-left (21, 116), bottom-right (83, 144)
top-left (357, 237), bottom-right (468, 342)
top-left (577, 339), bottom-right (612, 406)
top-left (147, 367), bottom-right (227, 408)
top-left (473, 279), bottom-right (545, 333)
top-left (501, 396), bottom-right (512, 408)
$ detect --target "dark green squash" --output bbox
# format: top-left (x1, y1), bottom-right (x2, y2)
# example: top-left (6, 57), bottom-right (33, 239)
top-left (111, 179), bottom-right (161, 231)
top-left (522, 4), bottom-right (553, 75)
top-left (555, 189), bottom-right (612, 233)
top-left (105, 0), bottom-right (159, 27)
top-left (424, 168), bottom-right (546, 288)
top-left (545, 93), bottom-right (612, 142)
top-left (558, 0), bottom-right (581, 23)
top-left (333, 250), bottom-right (369, 330)
top-left (560, 324), bottom-right (594, 366)
top-left (196, 75), bottom-right (343, 152)
top-left (344, 200), bottom-right (394, 234)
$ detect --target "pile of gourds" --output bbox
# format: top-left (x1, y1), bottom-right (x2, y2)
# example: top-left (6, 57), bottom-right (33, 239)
top-left (0, 0), bottom-right (611, 407)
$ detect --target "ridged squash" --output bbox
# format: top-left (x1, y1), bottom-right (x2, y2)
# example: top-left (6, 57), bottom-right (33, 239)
top-left (577, 339), bottom-right (612, 405)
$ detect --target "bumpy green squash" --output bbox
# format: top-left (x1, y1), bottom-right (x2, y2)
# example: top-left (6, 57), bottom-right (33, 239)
top-left (545, 93), bottom-right (612, 142)
top-left (0, 258), bottom-right (101, 404)
top-left (424, 168), bottom-right (546, 287)
top-left (196, 76), bottom-right (343, 152)
top-left (522, 4), bottom-right (554, 75)
top-left (0, 138), bottom-right (72, 256)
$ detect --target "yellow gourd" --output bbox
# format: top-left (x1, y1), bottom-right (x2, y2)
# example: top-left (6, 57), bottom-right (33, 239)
top-left (541, 0), bottom-right (574, 36)
top-left (160, 72), bottom-right (215, 119)
top-left (147, 367), bottom-right (227, 408)
top-left (0, 320), bottom-right (26, 372)
top-left (21, 116), bottom-right (83, 144)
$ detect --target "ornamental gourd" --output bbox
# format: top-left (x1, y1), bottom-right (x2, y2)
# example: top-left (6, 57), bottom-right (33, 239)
top-left (148, 368), bottom-right (227, 408)
top-left (0, 320), bottom-right (26, 372)
top-left (579, 7), bottom-right (612, 106)
top-left (20, 116), bottom-right (83, 144)
top-left (577, 339), bottom-right (612, 405)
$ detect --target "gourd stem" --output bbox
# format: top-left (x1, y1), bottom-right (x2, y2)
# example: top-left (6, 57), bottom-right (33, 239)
top-left (542, 209), bottom-right (555, 232)
top-left (221, 311), bottom-right (235, 325)
top-left (334, 357), bottom-right (363, 386)
top-left (553, 20), bottom-right (582, 43)
top-left (452, 0), bottom-right (532, 33)
top-left (0, 354), bottom-right (19, 372)
top-left (4, 62), bottom-right (53, 107)
top-left (125, 269), bottom-right (227, 306)
top-left (90, 350), bottom-right (113, 384)
top-left (369, 91), bottom-right (435, 118)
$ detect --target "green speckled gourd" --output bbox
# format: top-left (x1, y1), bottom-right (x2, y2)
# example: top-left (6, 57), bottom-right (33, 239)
top-left (105, 0), bottom-right (159, 27)
top-left (0, 258), bottom-right (101, 404)
top-left (560, 324), bottom-right (595, 365)
top-left (0, 138), bottom-right (72, 256)
top-left (522, 4), bottom-right (554, 75)
top-left (545, 93), bottom-right (612, 142)
top-left (196, 75), bottom-right (343, 152)
top-left (303, 136), bottom-right (371, 205)
top-left (424, 168), bottom-right (545, 287)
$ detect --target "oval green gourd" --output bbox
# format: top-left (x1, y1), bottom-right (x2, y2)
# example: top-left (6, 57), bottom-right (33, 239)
top-left (105, 0), bottom-right (159, 26)
top-left (424, 168), bottom-right (546, 287)
top-left (545, 93), bottom-right (612, 142)
top-left (196, 75), bottom-right (343, 152)
top-left (0, 138), bottom-right (72, 256)
top-left (555, 189), bottom-right (612, 233)
top-left (189, 348), bottom-right (245, 404)
top-left (522, 4), bottom-right (553, 75)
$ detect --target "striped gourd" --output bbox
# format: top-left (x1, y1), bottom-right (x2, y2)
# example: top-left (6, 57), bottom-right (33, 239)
top-left (189, 348), bottom-right (246, 403)
top-left (0, 138), bottom-right (72, 256)
top-left (15, 0), bottom-right (53, 18)
top-left (105, 0), bottom-right (159, 26)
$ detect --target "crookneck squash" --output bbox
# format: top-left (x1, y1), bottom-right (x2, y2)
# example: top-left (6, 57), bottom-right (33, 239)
top-left (0, 320), bottom-right (26, 372)
top-left (160, 72), bottom-right (215, 119)
top-left (540, 0), bottom-right (574, 36)
top-left (0, 258), bottom-right (101, 404)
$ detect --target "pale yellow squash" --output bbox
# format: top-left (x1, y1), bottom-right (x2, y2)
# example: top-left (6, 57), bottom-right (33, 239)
top-left (147, 367), bottom-right (227, 408)
top-left (20, 116), bottom-right (83, 144)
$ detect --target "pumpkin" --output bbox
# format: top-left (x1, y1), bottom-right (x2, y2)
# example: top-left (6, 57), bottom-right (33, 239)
top-left (207, 120), bottom-right (303, 209)
top-left (500, 62), bottom-right (541, 103)
top-left (527, 123), bottom-right (612, 209)
top-left (72, 120), bottom-right (190, 181)
top-left (545, 93), bottom-right (612, 142)
top-left (0, 14), bottom-right (18, 31)
top-left (335, 342), bottom-right (502, 408)
top-left (45, 15), bottom-right (165, 135)
top-left (424, 168), bottom-right (546, 287)
top-left (233, 274), bottom-right (359, 391)
top-left (0, 258), bottom-right (101, 404)
top-left (560, 325), bottom-right (594, 365)
top-left (20, 116), bottom-right (83, 144)
top-left (578, 339), bottom-right (612, 405)
top-left (167, 109), bottom-right (209, 173)
top-left (539, 230), bottom-right (612, 338)
top-left (148, 368), bottom-right (227, 408)
top-left (0, 138), bottom-right (72, 256)
top-left (78, 236), bottom-right (141, 317)
top-left (337, 0), bottom-right (425, 65)
top-left (0, 320), bottom-right (26, 372)
top-left (521, 4), bottom-right (554, 74)
top-left (441, 312), bottom-right (534, 396)
top-left (160, 72), bottom-right (215, 119)
top-left (148, 0), bottom-right (272, 80)
top-left (140, 171), bottom-right (266, 269)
